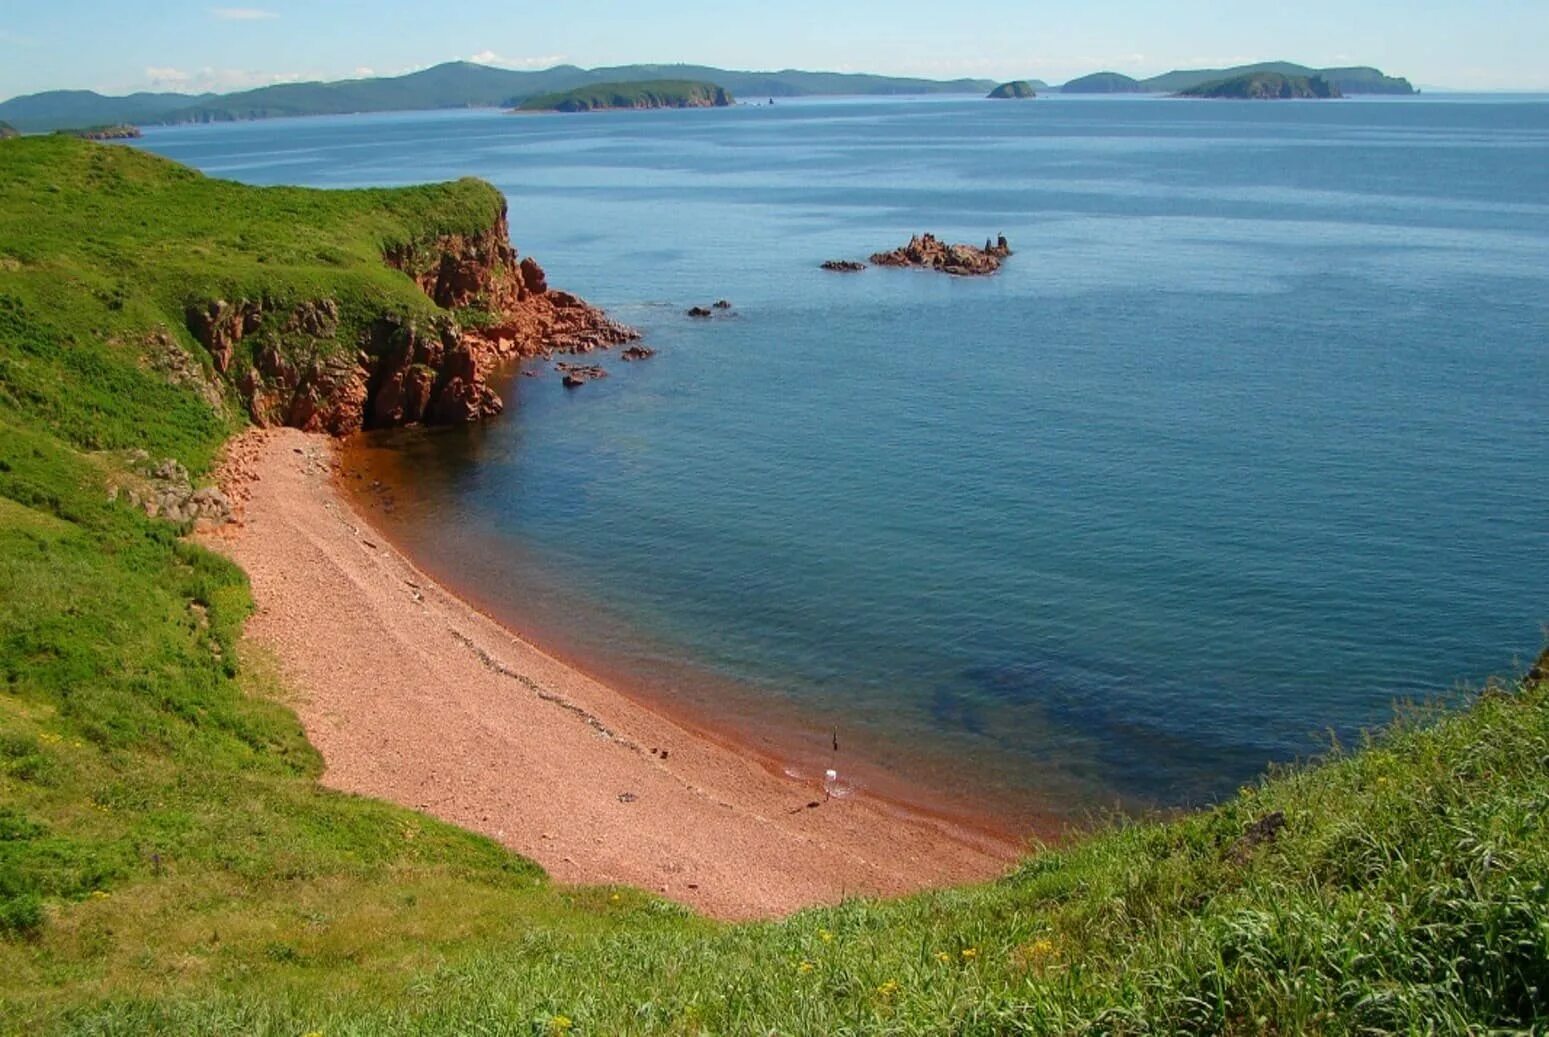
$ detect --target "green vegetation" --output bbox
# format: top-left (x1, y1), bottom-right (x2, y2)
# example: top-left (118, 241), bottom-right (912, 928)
top-left (517, 80), bottom-right (734, 113)
top-left (3, 134), bottom-right (1547, 1034)
top-left (986, 81), bottom-right (1037, 100)
top-left (1180, 72), bottom-right (1342, 99)
top-left (1062, 72), bottom-right (1145, 94)
top-left (1142, 61), bottom-right (1412, 95)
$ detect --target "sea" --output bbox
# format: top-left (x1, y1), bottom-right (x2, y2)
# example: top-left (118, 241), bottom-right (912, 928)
top-left (137, 93), bottom-right (1549, 832)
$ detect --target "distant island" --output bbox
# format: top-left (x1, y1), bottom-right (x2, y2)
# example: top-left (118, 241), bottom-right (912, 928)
top-left (987, 81), bottom-right (1037, 100)
top-left (1140, 62), bottom-right (1411, 95)
top-left (0, 58), bottom-right (1416, 133)
top-left (1180, 72), bottom-right (1341, 99)
top-left (517, 80), bottom-right (733, 113)
top-left (1062, 72), bottom-right (1144, 94)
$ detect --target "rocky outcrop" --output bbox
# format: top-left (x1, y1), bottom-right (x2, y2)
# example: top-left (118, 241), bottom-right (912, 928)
top-left (821, 260), bottom-right (866, 272)
top-left (68, 124), bottom-right (142, 140)
top-left (109, 453), bottom-right (231, 526)
top-left (869, 233), bottom-right (1013, 276)
top-left (185, 207), bottom-right (639, 434)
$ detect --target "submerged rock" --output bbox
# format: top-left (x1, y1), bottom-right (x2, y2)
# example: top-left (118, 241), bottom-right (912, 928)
top-left (821, 260), bottom-right (867, 272)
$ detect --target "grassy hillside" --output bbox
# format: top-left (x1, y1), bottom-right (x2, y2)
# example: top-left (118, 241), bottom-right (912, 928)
top-left (2, 135), bottom-right (1546, 1034)
top-left (518, 80), bottom-right (734, 113)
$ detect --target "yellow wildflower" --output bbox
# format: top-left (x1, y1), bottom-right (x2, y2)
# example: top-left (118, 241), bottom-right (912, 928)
top-left (960, 947), bottom-right (978, 961)
top-left (818, 928), bottom-right (835, 944)
top-left (797, 959), bottom-right (816, 974)
top-left (934, 951), bottom-right (952, 964)
top-left (610, 893), bottom-right (621, 903)
top-left (1239, 785), bottom-right (1255, 798)
top-left (89, 890), bottom-right (110, 900)
top-left (547, 1015), bottom-right (574, 1033)
top-left (876, 979), bottom-right (900, 999)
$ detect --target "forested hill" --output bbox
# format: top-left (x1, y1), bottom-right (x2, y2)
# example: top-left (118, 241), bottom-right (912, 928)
top-left (0, 62), bottom-right (996, 131)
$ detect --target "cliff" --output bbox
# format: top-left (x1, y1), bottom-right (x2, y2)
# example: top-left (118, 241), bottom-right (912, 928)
top-left (0, 136), bottom-right (636, 451)
top-left (187, 209), bottom-right (637, 434)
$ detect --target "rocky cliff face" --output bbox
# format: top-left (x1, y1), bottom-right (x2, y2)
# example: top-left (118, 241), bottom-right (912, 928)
top-left (186, 207), bottom-right (637, 435)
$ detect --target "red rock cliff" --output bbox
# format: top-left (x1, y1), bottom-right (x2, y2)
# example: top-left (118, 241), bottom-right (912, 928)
top-left (186, 206), bottom-right (638, 435)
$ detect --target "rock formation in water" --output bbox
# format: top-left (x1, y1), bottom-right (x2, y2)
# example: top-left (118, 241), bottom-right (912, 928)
top-left (869, 233), bottom-right (1013, 276)
top-left (185, 208), bottom-right (638, 433)
top-left (821, 260), bottom-right (866, 272)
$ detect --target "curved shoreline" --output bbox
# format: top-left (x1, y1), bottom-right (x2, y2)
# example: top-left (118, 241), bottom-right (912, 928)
top-left (200, 426), bottom-right (1020, 919)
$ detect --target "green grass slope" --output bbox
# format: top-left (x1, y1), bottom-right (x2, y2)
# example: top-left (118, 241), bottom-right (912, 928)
top-left (1, 134), bottom-right (1546, 1034)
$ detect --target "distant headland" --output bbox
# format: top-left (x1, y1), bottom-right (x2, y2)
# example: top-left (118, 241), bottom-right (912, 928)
top-left (517, 80), bottom-right (733, 113)
top-left (0, 58), bottom-right (1415, 132)
top-left (1179, 72), bottom-right (1341, 100)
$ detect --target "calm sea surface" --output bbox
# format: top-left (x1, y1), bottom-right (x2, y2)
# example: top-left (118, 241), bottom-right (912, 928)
top-left (139, 95), bottom-right (1549, 828)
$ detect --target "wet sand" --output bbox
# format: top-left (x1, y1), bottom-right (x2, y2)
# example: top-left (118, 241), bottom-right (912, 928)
top-left (200, 427), bottom-right (1020, 920)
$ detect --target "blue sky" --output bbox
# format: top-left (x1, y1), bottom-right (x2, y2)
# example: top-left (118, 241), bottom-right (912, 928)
top-left (2, 0), bottom-right (1545, 99)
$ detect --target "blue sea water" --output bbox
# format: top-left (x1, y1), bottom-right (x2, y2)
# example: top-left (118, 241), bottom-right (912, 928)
top-left (138, 95), bottom-right (1549, 827)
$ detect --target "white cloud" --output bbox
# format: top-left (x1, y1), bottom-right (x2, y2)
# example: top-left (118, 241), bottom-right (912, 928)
top-left (467, 50), bottom-right (567, 70)
top-left (145, 66), bottom-right (192, 89)
top-left (353, 67), bottom-right (375, 78)
top-left (141, 65), bottom-right (309, 93)
top-left (210, 7), bottom-right (278, 20)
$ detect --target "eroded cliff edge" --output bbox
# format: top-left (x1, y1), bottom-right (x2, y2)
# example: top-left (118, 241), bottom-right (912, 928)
top-left (185, 207), bottom-right (637, 435)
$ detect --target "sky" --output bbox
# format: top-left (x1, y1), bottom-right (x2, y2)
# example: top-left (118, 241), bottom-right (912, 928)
top-left (2, 0), bottom-right (1546, 100)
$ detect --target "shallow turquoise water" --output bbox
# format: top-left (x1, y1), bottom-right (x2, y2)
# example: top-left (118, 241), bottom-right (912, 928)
top-left (140, 96), bottom-right (1549, 825)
